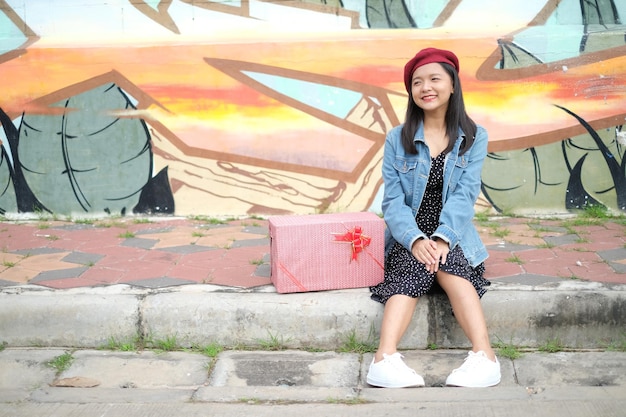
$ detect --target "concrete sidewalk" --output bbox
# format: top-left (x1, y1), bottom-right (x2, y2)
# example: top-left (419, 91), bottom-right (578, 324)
top-left (0, 214), bottom-right (625, 416)
top-left (1, 347), bottom-right (625, 416)
top-left (0, 214), bottom-right (625, 350)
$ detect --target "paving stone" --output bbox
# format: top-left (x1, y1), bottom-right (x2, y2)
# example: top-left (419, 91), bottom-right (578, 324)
top-left (121, 237), bottom-right (159, 249)
top-left (125, 277), bottom-right (197, 288)
top-left (61, 350), bottom-right (209, 389)
top-left (209, 351), bottom-right (361, 388)
top-left (230, 238), bottom-right (270, 248)
top-left (134, 227), bottom-right (174, 235)
top-left (527, 224), bottom-right (570, 234)
top-left (0, 348), bottom-right (66, 394)
top-left (493, 274), bottom-right (567, 285)
top-left (12, 247), bottom-right (66, 256)
top-left (486, 243), bottom-right (536, 252)
top-left (608, 262), bottom-right (626, 273)
top-left (544, 234), bottom-right (581, 246)
top-left (159, 245), bottom-right (218, 254)
top-left (254, 263), bottom-right (271, 278)
top-left (242, 225), bottom-right (269, 235)
top-left (30, 267), bottom-right (89, 282)
top-left (62, 252), bottom-right (104, 265)
top-left (514, 352), bottom-right (626, 387)
top-left (598, 248), bottom-right (626, 262)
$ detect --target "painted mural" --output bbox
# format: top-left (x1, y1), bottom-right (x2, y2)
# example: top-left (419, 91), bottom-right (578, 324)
top-left (0, 0), bottom-right (624, 218)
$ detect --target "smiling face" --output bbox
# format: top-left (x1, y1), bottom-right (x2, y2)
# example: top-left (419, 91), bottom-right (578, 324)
top-left (410, 62), bottom-right (454, 115)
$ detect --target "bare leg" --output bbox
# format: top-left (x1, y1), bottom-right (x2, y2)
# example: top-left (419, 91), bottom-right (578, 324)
top-left (374, 294), bottom-right (418, 362)
top-left (436, 271), bottom-right (496, 361)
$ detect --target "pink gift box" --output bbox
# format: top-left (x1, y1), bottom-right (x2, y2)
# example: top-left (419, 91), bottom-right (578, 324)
top-left (269, 212), bottom-right (385, 293)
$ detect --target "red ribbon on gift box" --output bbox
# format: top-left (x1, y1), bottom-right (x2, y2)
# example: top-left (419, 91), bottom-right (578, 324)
top-left (332, 226), bottom-right (372, 261)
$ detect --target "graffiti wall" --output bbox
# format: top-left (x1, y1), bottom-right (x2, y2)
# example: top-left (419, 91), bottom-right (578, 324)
top-left (0, 0), bottom-right (624, 218)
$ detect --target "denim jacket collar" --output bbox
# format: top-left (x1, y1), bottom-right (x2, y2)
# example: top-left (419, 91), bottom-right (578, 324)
top-left (412, 123), bottom-right (467, 151)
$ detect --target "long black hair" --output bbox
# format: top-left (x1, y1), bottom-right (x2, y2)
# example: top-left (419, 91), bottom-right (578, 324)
top-left (400, 62), bottom-right (476, 156)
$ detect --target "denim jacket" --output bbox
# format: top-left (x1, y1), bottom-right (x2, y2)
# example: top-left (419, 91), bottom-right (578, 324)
top-left (381, 122), bottom-right (489, 268)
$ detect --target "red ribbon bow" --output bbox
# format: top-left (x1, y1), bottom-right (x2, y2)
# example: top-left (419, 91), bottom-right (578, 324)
top-left (332, 226), bottom-right (372, 261)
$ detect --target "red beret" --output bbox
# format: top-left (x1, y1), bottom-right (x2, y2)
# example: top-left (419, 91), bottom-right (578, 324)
top-left (404, 48), bottom-right (459, 92)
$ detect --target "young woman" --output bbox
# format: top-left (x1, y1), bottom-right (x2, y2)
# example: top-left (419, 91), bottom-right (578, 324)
top-left (367, 47), bottom-right (500, 388)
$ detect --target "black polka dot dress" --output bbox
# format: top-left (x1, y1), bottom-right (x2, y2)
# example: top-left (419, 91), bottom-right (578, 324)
top-left (370, 152), bottom-right (490, 304)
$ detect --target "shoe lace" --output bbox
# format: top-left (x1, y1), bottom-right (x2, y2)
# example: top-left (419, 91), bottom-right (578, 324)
top-left (456, 351), bottom-right (487, 372)
top-left (383, 353), bottom-right (417, 374)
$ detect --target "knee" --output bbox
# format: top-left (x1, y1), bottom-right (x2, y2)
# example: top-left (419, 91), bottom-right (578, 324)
top-left (436, 272), bottom-right (472, 292)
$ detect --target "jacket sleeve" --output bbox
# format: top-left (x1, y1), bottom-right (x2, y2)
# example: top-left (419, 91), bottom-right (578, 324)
top-left (432, 126), bottom-right (488, 249)
top-left (381, 129), bottom-right (426, 252)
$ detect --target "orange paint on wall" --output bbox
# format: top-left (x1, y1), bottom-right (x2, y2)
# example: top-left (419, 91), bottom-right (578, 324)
top-left (1, 33), bottom-right (624, 153)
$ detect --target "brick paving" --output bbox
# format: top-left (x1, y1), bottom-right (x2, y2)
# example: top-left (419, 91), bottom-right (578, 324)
top-left (1, 215), bottom-right (624, 290)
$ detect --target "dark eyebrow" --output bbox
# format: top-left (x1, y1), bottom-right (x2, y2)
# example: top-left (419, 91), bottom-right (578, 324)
top-left (413, 72), bottom-right (444, 80)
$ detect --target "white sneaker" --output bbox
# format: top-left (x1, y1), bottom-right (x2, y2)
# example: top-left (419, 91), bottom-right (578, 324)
top-left (366, 352), bottom-right (425, 388)
top-left (445, 351), bottom-right (501, 387)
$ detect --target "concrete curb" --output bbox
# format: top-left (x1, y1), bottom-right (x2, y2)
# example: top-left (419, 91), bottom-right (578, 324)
top-left (1, 281), bottom-right (625, 349)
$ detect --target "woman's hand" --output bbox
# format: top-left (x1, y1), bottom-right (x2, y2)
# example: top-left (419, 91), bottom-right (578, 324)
top-left (411, 238), bottom-right (449, 273)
